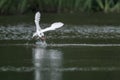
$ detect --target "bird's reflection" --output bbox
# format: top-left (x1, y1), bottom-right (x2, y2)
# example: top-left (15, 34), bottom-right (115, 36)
top-left (32, 46), bottom-right (62, 80)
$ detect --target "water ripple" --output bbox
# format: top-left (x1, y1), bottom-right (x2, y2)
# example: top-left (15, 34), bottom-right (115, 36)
top-left (1, 43), bottom-right (120, 47)
top-left (0, 24), bottom-right (120, 43)
top-left (0, 66), bottom-right (120, 72)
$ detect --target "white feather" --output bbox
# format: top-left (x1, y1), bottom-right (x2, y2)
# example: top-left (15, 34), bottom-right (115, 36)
top-left (41, 22), bottom-right (64, 33)
top-left (33, 12), bottom-right (45, 38)
top-left (32, 12), bottom-right (64, 39)
top-left (35, 12), bottom-right (41, 31)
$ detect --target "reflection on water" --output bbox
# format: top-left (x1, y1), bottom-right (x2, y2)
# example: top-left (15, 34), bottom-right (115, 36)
top-left (32, 46), bottom-right (62, 80)
top-left (0, 23), bottom-right (120, 80)
top-left (0, 45), bottom-right (120, 80)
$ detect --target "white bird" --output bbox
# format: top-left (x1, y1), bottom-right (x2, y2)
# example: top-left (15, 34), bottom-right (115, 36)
top-left (32, 12), bottom-right (64, 41)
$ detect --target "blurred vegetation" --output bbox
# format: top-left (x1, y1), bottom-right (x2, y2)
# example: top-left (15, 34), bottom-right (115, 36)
top-left (0, 0), bottom-right (120, 15)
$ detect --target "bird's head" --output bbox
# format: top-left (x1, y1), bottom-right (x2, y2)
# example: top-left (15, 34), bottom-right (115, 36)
top-left (38, 32), bottom-right (46, 41)
top-left (33, 32), bottom-right (46, 41)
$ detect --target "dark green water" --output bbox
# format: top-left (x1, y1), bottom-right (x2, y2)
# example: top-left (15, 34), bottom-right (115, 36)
top-left (0, 45), bottom-right (120, 80)
top-left (0, 14), bottom-right (120, 80)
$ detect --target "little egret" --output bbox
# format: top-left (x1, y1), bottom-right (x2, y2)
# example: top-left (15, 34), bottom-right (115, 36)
top-left (32, 12), bottom-right (64, 42)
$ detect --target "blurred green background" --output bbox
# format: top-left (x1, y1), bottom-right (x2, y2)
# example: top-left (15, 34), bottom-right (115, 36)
top-left (0, 0), bottom-right (120, 14)
top-left (0, 0), bottom-right (120, 25)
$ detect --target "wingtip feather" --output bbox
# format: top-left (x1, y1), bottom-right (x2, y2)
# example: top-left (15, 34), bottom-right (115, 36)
top-left (35, 12), bottom-right (41, 22)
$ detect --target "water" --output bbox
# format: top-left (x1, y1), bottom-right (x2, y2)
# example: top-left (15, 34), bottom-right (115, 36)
top-left (0, 24), bottom-right (120, 43)
top-left (0, 24), bottom-right (120, 80)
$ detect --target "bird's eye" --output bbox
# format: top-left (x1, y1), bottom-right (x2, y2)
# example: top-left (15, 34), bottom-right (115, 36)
top-left (40, 33), bottom-right (44, 36)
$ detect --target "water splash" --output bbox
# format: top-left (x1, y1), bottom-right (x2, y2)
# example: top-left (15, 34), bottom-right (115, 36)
top-left (0, 24), bottom-right (120, 43)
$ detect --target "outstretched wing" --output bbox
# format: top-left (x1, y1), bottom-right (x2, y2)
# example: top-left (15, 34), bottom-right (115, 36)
top-left (35, 12), bottom-right (41, 32)
top-left (32, 12), bottom-right (44, 38)
top-left (41, 22), bottom-right (64, 33)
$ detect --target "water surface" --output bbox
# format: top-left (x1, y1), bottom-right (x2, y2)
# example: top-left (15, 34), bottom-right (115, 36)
top-left (0, 24), bottom-right (120, 80)
top-left (0, 24), bottom-right (120, 44)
